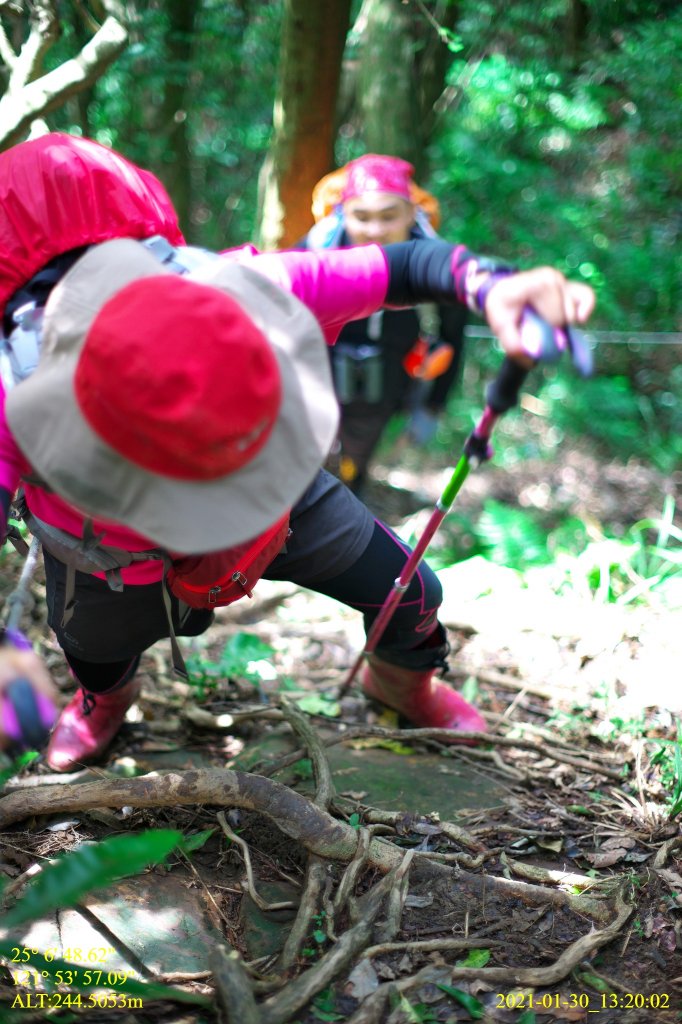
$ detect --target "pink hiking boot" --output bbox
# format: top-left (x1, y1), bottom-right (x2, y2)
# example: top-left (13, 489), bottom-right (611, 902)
top-left (46, 677), bottom-right (141, 772)
top-left (362, 654), bottom-right (487, 736)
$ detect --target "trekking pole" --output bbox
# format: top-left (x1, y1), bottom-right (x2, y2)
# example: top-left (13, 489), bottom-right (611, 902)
top-left (1, 535), bottom-right (57, 750)
top-left (339, 309), bottom-right (593, 697)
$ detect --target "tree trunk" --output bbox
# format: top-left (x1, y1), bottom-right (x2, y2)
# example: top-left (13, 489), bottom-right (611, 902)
top-left (416, 0), bottom-right (460, 145)
top-left (355, 0), bottom-right (421, 170)
top-left (257, 0), bottom-right (352, 251)
top-left (567, 0), bottom-right (590, 68)
top-left (350, 0), bottom-right (459, 179)
top-left (151, 0), bottom-right (198, 234)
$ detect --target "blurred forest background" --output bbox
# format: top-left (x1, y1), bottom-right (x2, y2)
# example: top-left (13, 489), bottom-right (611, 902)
top-left (1, 0), bottom-right (680, 564)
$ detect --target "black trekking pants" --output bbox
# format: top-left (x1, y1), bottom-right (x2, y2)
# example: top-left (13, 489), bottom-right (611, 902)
top-left (44, 471), bottom-right (446, 692)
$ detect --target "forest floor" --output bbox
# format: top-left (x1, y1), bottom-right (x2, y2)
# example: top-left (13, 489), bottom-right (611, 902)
top-left (0, 422), bottom-right (681, 1024)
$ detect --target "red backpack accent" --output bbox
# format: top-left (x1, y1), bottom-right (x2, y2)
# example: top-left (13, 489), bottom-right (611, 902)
top-left (165, 511), bottom-right (291, 609)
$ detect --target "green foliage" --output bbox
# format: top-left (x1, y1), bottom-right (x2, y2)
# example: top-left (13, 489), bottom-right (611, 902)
top-left (391, 996), bottom-right (440, 1023)
top-left (3, 830), bottom-right (183, 928)
top-left (650, 728), bottom-right (682, 819)
top-left (295, 693), bottom-right (341, 717)
top-left (0, 831), bottom-right (212, 1017)
top-left (540, 372), bottom-right (682, 474)
top-left (0, 751), bottom-right (38, 790)
top-left (430, 7), bottom-right (681, 333)
top-left (475, 500), bottom-right (552, 568)
top-left (454, 947), bottom-right (492, 969)
top-left (310, 986), bottom-right (344, 1021)
top-left (180, 827), bottom-right (216, 853)
top-left (185, 631), bottom-right (276, 694)
top-left (436, 982), bottom-right (485, 1018)
top-left (47, 1), bottom-right (283, 247)
top-left (553, 499), bottom-right (682, 608)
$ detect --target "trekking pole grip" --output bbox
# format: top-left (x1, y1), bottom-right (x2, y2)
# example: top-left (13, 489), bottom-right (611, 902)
top-left (485, 356), bottom-right (531, 415)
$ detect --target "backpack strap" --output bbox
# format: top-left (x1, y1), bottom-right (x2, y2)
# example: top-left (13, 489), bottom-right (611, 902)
top-left (4, 521), bottom-right (30, 558)
top-left (157, 551), bottom-right (190, 679)
top-left (16, 499), bottom-right (190, 676)
top-left (18, 501), bottom-right (160, 620)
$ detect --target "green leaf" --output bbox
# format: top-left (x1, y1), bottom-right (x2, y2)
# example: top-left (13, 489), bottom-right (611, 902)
top-left (3, 830), bottom-right (183, 928)
top-left (455, 948), bottom-right (491, 969)
top-left (349, 812), bottom-right (361, 829)
top-left (436, 984), bottom-right (485, 1018)
top-left (295, 694), bottom-right (340, 717)
top-left (292, 757), bottom-right (313, 779)
top-left (475, 500), bottom-right (551, 569)
top-left (517, 1012), bottom-right (537, 1024)
top-left (180, 828), bottom-right (216, 853)
top-left (575, 971), bottom-right (611, 993)
top-left (375, 740), bottom-right (415, 755)
top-left (0, 751), bottom-right (39, 790)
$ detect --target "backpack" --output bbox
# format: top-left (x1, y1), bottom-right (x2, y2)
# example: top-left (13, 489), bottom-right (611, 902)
top-left (13, 497), bottom-right (291, 679)
top-left (165, 511), bottom-right (291, 609)
top-left (3, 237), bottom-right (293, 676)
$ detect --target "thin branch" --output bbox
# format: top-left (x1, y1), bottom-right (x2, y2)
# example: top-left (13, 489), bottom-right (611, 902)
top-left (216, 811), bottom-right (296, 913)
top-left (363, 936), bottom-right (503, 959)
top-left (279, 696), bottom-right (335, 809)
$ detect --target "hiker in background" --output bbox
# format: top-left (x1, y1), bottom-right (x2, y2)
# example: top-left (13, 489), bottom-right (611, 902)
top-left (301, 154), bottom-right (469, 497)
top-left (0, 133), bottom-right (595, 772)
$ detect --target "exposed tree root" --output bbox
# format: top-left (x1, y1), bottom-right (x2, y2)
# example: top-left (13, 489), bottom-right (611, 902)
top-left (259, 865), bottom-right (406, 1024)
top-left (0, 768), bottom-right (405, 867)
top-left (0, 767), bottom-right (619, 927)
top-left (210, 945), bottom-right (261, 1024)
top-left (0, 737), bottom-right (642, 1024)
top-left (346, 888), bottom-right (633, 1023)
top-left (255, 721), bottom-right (626, 783)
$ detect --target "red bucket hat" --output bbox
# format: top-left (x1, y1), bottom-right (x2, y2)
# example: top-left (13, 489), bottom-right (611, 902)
top-left (6, 240), bottom-right (338, 551)
top-left (341, 154), bottom-right (415, 203)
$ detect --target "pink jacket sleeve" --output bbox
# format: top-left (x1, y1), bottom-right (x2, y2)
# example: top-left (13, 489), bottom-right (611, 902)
top-left (0, 381), bottom-right (27, 495)
top-left (227, 245), bottom-right (390, 345)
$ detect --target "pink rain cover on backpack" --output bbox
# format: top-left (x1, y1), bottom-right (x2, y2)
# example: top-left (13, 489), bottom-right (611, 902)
top-left (0, 132), bottom-right (184, 319)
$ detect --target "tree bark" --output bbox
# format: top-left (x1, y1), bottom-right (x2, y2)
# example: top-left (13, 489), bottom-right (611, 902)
top-left (355, 0), bottom-right (420, 169)
top-left (257, 0), bottom-right (352, 250)
top-left (351, 0), bottom-right (460, 178)
top-left (153, 0), bottom-right (198, 233)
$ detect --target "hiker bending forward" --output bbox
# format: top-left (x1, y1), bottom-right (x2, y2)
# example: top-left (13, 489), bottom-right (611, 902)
top-left (0, 135), bottom-right (595, 766)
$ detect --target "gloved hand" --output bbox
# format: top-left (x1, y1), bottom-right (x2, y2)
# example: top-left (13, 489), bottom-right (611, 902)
top-left (406, 407), bottom-right (439, 446)
top-left (0, 633), bottom-right (58, 751)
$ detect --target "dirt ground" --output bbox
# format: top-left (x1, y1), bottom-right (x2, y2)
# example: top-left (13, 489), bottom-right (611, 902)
top-left (0, 435), bottom-right (680, 1024)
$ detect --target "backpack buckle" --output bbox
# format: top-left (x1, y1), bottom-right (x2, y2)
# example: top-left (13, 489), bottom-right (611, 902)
top-left (231, 571), bottom-right (253, 598)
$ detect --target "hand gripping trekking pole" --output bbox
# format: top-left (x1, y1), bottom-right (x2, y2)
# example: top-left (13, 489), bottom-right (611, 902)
top-left (339, 309), bottom-right (593, 697)
top-left (0, 535), bottom-right (57, 751)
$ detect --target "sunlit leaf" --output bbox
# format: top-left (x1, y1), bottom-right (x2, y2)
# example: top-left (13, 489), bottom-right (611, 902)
top-left (3, 830), bottom-right (183, 928)
top-left (455, 948), bottom-right (491, 969)
top-left (295, 694), bottom-right (340, 717)
top-left (436, 984), bottom-right (485, 1018)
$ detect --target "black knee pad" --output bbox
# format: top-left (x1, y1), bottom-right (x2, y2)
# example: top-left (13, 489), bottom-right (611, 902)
top-left (375, 621), bottom-right (450, 673)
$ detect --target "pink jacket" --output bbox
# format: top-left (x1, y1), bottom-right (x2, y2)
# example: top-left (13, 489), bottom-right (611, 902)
top-left (0, 135), bottom-right (389, 583)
